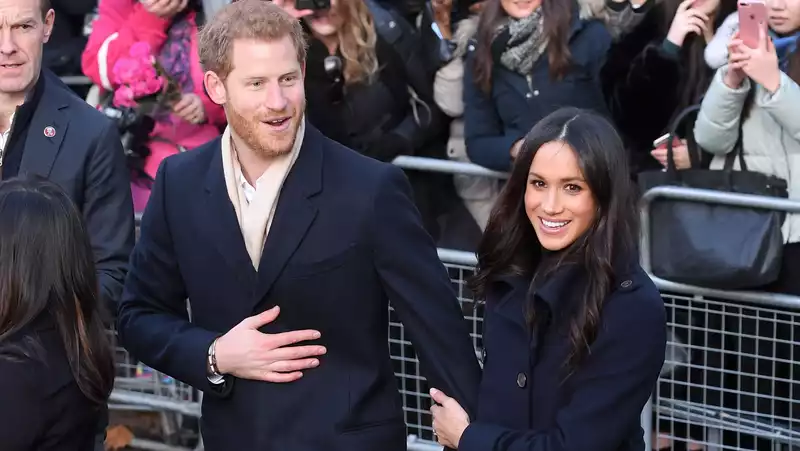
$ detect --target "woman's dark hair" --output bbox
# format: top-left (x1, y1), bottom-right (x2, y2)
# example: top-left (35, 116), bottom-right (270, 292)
top-left (474, 0), bottom-right (574, 93)
top-left (660, 0), bottom-right (737, 116)
top-left (469, 107), bottom-right (639, 369)
top-left (0, 177), bottom-right (114, 406)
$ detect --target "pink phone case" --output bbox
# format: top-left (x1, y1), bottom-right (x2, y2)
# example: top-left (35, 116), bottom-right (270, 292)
top-left (738, 0), bottom-right (768, 48)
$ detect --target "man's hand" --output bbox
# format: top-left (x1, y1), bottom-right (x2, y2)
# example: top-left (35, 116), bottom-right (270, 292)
top-left (214, 306), bottom-right (327, 383)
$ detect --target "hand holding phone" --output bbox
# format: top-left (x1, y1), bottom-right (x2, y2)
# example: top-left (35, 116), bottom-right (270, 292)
top-left (651, 135), bottom-right (691, 169)
top-left (653, 134), bottom-right (683, 150)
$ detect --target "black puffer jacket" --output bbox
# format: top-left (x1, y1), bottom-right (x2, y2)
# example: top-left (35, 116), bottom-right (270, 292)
top-left (305, 0), bottom-right (446, 162)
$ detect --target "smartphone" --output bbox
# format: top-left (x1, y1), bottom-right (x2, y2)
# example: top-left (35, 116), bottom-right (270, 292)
top-left (653, 134), bottom-right (682, 149)
top-left (738, 0), bottom-right (768, 48)
top-left (295, 0), bottom-right (331, 10)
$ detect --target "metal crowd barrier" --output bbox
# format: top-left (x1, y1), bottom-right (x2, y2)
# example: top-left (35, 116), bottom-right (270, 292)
top-left (83, 72), bottom-right (800, 450)
top-left (640, 186), bottom-right (800, 451)
top-left (60, 75), bottom-right (93, 86)
top-left (114, 179), bottom-right (800, 451)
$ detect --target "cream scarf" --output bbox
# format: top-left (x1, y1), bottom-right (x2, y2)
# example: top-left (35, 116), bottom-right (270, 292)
top-left (220, 120), bottom-right (305, 270)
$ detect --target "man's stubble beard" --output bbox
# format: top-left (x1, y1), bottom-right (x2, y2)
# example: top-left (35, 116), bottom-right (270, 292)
top-left (227, 100), bottom-right (305, 158)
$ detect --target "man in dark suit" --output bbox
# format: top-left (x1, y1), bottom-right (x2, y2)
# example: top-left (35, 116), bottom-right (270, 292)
top-left (0, 0), bottom-right (134, 320)
top-left (117, 1), bottom-right (481, 450)
top-left (0, 0), bottom-right (135, 449)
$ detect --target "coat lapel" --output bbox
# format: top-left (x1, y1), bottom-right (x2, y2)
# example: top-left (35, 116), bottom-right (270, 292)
top-left (18, 79), bottom-right (68, 178)
top-left (251, 125), bottom-right (324, 308)
top-left (204, 141), bottom-right (257, 277)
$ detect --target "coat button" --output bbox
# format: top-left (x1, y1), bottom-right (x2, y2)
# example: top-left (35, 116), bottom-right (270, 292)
top-left (526, 92), bottom-right (532, 98)
top-left (621, 279), bottom-right (632, 288)
top-left (516, 372), bottom-right (527, 388)
top-left (533, 90), bottom-right (540, 96)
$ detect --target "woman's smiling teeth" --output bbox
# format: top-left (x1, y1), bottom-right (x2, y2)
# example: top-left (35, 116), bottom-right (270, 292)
top-left (540, 218), bottom-right (570, 231)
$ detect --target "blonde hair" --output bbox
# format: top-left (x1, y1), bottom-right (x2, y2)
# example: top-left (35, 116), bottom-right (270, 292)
top-left (198, 0), bottom-right (308, 80)
top-left (334, 0), bottom-right (380, 85)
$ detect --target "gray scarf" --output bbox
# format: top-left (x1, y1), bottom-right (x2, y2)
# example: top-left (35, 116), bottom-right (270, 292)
top-left (494, 8), bottom-right (548, 76)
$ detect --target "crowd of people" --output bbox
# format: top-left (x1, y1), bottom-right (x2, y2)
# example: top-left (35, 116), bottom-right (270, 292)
top-left (0, 0), bottom-right (797, 449)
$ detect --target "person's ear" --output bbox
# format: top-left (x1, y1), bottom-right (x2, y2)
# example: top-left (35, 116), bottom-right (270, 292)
top-left (204, 71), bottom-right (228, 105)
top-left (42, 9), bottom-right (55, 43)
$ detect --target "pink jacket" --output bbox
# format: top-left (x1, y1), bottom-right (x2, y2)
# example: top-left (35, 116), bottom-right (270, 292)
top-left (82, 0), bottom-right (226, 179)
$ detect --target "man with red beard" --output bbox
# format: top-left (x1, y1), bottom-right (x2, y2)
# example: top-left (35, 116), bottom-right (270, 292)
top-left (116, 1), bottom-right (481, 450)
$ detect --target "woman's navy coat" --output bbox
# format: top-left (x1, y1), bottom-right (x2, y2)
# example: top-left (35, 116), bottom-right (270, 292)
top-left (458, 263), bottom-right (666, 451)
top-left (462, 10), bottom-right (612, 172)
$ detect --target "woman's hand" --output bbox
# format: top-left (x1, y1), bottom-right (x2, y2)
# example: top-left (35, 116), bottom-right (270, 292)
top-left (724, 32), bottom-right (749, 89)
top-left (172, 93), bottom-right (206, 124)
top-left (430, 388), bottom-right (470, 449)
top-left (272, 0), bottom-right (315, 19)
top-left (468, 1), bottom-right (486, 14)
top-left (141, 0), bottom-right (188, 18)
top-left (650, 140), bottom-right (691, 169)
top-left (736, 27), bottom-right (781, 93)
top-left (666, 0), bottom-right (711, 48)
top-left (431, 0), bottom-right (453, 39)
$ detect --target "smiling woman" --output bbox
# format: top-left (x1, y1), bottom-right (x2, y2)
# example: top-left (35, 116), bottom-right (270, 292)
top-left (428, 107), bottom-right (667, 451)
top-left (524, 139), bottom-right (597, 252)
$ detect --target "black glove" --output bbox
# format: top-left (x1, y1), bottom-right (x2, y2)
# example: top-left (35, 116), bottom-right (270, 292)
top-left (363, 132), bottom-right (413, 163)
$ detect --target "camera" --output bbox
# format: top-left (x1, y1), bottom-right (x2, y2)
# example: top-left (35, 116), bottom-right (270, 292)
top-left (99, 104), bottom-right (140, 134)
top-left (99, 103), bottom-right (155, 178)
top-left (295, 0), bottom-right (331, 11)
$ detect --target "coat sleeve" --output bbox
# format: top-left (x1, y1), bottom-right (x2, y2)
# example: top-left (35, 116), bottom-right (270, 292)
top-left (369, 164), bottom-right (482, 418)
top-left (462, 52), bottom-right (522, 172)
top-left (458, 283), bottom-right (667, 451)
top-left (117, 158), bottom-right (231, 398)
top-left (755, 72), bottom-right (800, 141)
top-left (601, 36), bottom-right (683, 150)
top-left (81, 0), bottom-right (172, 91)
top-left (0, 360), bottom-right (44, 449)
top-left (384, 15), bottom-right (447, 155)
top-left (703, 13), bottom-right (739, 70)
top-left (83, 117), bottom-right (136, 319)
top-left (434, 57), bottom-right (466, 118)
top-left (693, 66), bottom-right (750, 155)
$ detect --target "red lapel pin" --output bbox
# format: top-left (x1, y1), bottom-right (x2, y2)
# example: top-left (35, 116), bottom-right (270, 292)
top-left (44, 126), bottom-right (55, 138)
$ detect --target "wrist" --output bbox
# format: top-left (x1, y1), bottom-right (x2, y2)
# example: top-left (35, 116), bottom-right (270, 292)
top-left (208, 338), bottom-right (225, 376)
top-left (723, 72), bottom-right (743, 89)
top-left (763, 73), bottom-right (781, 94)
top-left (662, 36), bottom-right (683, 54)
